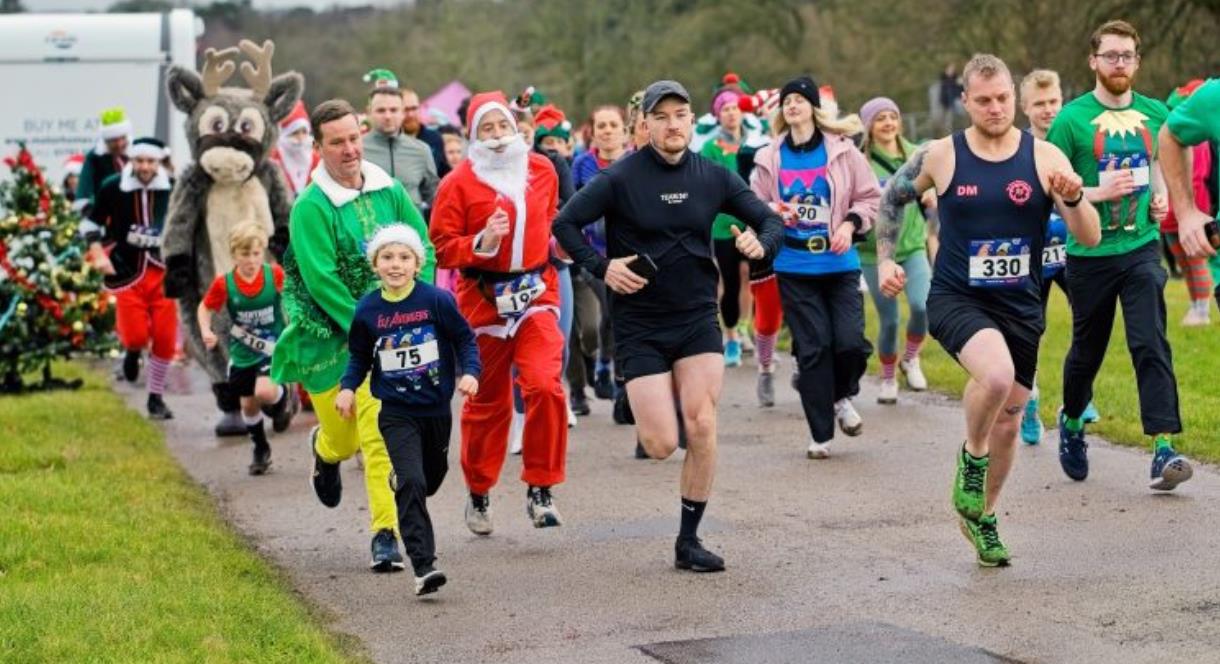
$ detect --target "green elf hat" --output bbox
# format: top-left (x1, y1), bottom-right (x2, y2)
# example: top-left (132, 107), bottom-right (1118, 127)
top-left (533, 104), bottom-right (571, 146)
top-left (363, 68), bottom-right (400, 90)
top-left (511, 85), bottom-right (547, 112)
top-left (99, 106), bottom-right (132, 140)
top-left (1166, 78), bottom-right (1205, 110)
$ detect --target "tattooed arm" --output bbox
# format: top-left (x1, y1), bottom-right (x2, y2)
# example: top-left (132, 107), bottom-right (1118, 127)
top-left (877, 141), bottom-right (942, 297)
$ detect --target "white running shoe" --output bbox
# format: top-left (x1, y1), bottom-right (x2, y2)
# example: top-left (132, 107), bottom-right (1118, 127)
top-left (465, 494), bottom-right (493, 536)
top-left (526, 486), bottom-right (562, 528)
top-left (567, 401), bottom-right (577, 428)
top-left (877, 378), bottom-right (898, 405)
top-left (508, 410), bottom-right (524, 455)
top-left (806, 441), bottom-right (831, 459)
top-left (899, 357), bottom-right (928, 391)
top-left (1181, 309), bottom-right (1210, 327)
top-left (835, 398), bottom-right (863, 436)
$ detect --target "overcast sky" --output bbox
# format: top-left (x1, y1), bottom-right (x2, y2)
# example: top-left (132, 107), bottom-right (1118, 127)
top-left (27, 0), bottom-right (409, 11)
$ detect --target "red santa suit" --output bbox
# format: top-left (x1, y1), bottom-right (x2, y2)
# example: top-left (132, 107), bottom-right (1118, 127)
top-left (429, 92), bottom-right (566, 495)
top-left (270, 100), bottom-right (319, 197)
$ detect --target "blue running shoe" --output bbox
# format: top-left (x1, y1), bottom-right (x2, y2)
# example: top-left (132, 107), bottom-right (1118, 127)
top-left (1149, 444), bottom-right (1193, 491)
top-left (1020, 396), bottom-right (1042, 445)
top-left (724, 339), bottom-right (742, 367)
top-left (1082, 401), bottom-right (1100, 423)
top-left (1058, 409), bottom-right (1089, 481)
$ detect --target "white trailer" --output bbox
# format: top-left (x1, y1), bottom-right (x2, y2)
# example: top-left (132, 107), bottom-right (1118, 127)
top-left (0, 8), bottom-right (202, 183)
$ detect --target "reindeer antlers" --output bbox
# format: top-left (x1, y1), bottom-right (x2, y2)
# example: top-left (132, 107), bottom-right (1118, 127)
top-left (238, 40), bottom-right (274, 99)
top-left (201, 47), bottom-right (238, 97)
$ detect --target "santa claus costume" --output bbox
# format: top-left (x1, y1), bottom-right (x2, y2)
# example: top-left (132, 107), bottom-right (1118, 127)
top-left (430, 91), bottom-right (567, 533)
top-left (270, 100), bottom-right (319, 198)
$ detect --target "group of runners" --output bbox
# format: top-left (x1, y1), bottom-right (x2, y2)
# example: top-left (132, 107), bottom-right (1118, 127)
top-left (86, 17), bottom-right (1220, 593)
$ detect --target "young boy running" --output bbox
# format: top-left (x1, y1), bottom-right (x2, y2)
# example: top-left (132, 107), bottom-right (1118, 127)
top-left (336, 224), bottom-right (481, 596)
top-left (199, 222), bottom-right (296, 475)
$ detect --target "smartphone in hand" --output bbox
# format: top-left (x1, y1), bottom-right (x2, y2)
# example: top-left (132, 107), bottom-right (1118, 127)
top-left (626, 254), bottom-right (658, 279)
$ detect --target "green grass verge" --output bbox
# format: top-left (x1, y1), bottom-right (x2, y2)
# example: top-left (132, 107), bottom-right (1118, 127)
top-left (0, 364), bottom-right (363, 664)
top-left (863, 276), bottom-right (1220, 463)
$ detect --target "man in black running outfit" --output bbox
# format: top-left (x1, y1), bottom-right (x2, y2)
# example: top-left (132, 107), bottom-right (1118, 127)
top-left (876, 55), bottom-right (1100, 567)
top-left (553, 80), bottom-right (783, 572)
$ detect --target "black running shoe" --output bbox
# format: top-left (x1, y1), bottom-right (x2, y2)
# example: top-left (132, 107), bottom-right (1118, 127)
top-left (634, 440), bottom-right (650, 459)
top-left (249, 443), bottom-right (271, 476)
top-left (309, 426), bottom-right (342, 507)
top-left (123, 350), bottom-right (141, 382)
top-left (570, 389), bottom-right (591, 416)
top-left (414, 564), bottom-right (447, 596)
top-left (675, 537), bottom-right (725, 573)
top-left (612, 391), bottom-right (634, 425)
top-left (269, 386), bottom-right (298, 433)
top-left (370, 529), bottom-right (405, 572)
top-left (147, 393), bottom-right (173, 420)
top-left (593, 368), bottom-right (615, 400)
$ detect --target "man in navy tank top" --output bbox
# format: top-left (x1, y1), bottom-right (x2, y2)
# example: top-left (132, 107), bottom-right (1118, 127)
top-left (875, 54), bottom-right (1101, 567)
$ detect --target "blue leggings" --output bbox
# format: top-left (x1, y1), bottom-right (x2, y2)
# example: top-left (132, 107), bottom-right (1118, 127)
top-left (515, 265), bottom-right (573, 413)
top-left (860, 252), bottom-right (931, 358)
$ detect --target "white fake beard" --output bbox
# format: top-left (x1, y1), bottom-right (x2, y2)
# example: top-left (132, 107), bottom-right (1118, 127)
top-left (278, 136), bottom-right (313, 190)
top-left (468, 134), bottom-right (529, 202)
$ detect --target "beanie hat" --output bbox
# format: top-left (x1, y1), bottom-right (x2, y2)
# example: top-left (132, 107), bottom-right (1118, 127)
top-left (99, 106), bottom-right (132, 140)
top-left (279, 100), bottom-right (310, 136)
top-left (533, 104), bottom-right (572, 144)
top-left (363, 68), bottom-right (399, 90)
top-left (63, 153), bottom-right (85, 176)
top-left (466, 91), bottom-right (516, 137)
top-left (711, 72), bottom-right (747, 118)
top-left (859, 97), bottom-right (901, 133)
top-left (366, 223), bottom-right (426, 265)
top-left (128, 137), bottom-right (167, 160)
top-left (780, 76), bottom-right (821, 110)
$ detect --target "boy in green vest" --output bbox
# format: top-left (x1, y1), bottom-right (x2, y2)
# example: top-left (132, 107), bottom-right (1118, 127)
top-left (198, 222), bottom-right (294, 475)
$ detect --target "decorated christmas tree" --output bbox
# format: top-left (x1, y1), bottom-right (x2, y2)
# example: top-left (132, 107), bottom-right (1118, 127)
top-left (0, 143), bottom-right (116, 392)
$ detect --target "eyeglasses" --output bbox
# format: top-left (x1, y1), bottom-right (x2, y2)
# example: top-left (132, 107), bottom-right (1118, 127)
top-left (1094, 51), bottom-right (1139, 65)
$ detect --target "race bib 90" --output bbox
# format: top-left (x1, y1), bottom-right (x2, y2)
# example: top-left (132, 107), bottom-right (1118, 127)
top-left (968, 238), bottom-right (1032, 289)
top-left (494, 272), bottom-right (546, 317)
top-left (230, 324), bottom-right (276, 356)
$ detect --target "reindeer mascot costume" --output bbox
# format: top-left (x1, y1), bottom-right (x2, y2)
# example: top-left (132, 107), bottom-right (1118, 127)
top-left (162, 40), bottom-right (304, 435)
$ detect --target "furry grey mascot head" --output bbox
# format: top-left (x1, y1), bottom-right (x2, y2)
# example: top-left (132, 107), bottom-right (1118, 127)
top-left (160, 40), bottom-right (304, 436)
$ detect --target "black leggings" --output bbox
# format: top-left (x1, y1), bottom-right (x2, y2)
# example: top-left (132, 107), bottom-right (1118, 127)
top-left (378, 408), bottom-right (452, 573)
top-left (714, 237), bottom-right (745, 329)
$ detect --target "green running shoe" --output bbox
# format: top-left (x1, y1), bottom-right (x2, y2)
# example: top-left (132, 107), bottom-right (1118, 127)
top-left (958, 513), bottom-right (1011, 567)
top-left (952, 446), bottom-right (988, 521)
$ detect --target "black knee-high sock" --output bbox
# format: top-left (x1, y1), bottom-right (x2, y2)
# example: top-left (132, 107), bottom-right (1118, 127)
top-left (680, 497), bottom-right (706, 540)
top-left (247, 418), bottom-right (269, 451)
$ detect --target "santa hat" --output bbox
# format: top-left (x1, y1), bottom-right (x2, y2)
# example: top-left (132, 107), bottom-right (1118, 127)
top-left (466, 91), bottom-right (516, 136)
top-left (363, 68), bottom-right (399, 90)
top-left (510, 85), bottom-right (547, 113)
top-left (533, 105), bottom-right (571, 144)
top-left (279, 100), bottom-right (310, 137)
top-left (99, 106), bottom-right (132, 140)
top-left (128, 137), bottom-right (167, 160)
top-left (741, 88), bottom-right (779, 118)
top-left (366, 223), bottom-right (426, 265)
top-left (710, 72), bottom-right (748, 117)
top-left (63, 154), bottom-right (85, 176)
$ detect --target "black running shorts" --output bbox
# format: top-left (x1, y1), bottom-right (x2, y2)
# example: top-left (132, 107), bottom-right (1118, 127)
top-left (614, 307), bottom-right (723, 382)
top-left (927, 294), bottom-right (1041, 389)
top-left (229, 359), bottom-right (272, 397)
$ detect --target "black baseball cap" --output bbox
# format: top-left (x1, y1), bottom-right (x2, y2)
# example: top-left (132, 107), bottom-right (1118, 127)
top-left (642, 80), bottom-right (691, 113)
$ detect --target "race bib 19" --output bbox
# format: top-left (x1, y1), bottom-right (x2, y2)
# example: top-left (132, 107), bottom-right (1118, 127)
top-left (968, 238), bottom-right (1032, 289)
top-left (494, 272), bottom-right (546, 317)
top-left (127, 225), bottom-right (162, 249)
top-left (230, 324), bottom-right (276, 356)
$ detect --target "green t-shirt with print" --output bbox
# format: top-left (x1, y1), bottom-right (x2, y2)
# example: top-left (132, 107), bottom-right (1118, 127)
top-left (1166, 78), bottom-right (1220, 284)
top-left (1048, 91), bottom-right (1168, 257)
